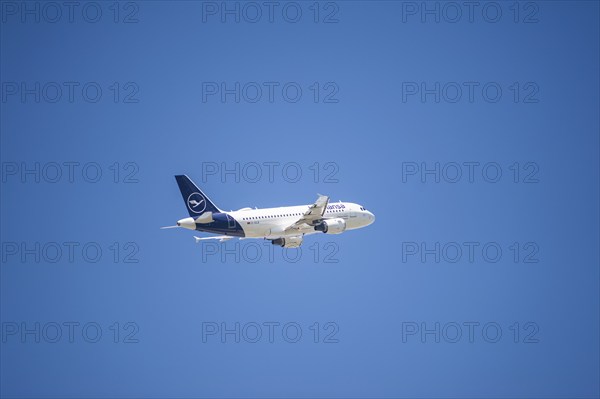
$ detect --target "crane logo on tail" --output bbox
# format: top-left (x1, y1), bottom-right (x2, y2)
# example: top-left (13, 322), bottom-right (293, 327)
top-left (187, 192), bottom-right (206, 214)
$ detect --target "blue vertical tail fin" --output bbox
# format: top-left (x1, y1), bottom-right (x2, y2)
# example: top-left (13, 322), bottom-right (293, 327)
top-left (175, 175), bottom-right (221, 217)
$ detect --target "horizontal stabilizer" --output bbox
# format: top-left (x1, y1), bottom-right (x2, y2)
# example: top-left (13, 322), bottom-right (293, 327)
top-left (194, 235), bottom-right (234, 243)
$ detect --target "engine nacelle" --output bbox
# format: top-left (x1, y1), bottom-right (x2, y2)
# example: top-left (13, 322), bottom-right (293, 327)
top-left (271, 236), bottom-right (303, 248)
top-left (314, 218), bottom-right (346, 234)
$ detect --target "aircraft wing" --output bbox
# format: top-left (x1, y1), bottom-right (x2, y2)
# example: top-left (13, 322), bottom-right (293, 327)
top-left (283, 194), bottom-right (329, 233)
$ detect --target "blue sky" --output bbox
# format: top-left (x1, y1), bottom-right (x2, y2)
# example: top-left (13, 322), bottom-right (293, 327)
top-left (1, 1), bottom-right (599, 398)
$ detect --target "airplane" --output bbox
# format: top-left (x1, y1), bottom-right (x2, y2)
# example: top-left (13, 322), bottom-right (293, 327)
top-left (161, 175), bottom-right (375, 248)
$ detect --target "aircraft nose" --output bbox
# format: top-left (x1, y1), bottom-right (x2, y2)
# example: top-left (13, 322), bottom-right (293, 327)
top-left (367, 211), bottom-right (375, 224)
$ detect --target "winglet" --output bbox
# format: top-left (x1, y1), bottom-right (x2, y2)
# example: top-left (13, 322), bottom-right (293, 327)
top-left (315, 195), bottom-right (329, 216)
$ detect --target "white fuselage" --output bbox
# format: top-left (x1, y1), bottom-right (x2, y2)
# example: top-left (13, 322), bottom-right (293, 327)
top-left (228, 202), bottom-right (375, 239)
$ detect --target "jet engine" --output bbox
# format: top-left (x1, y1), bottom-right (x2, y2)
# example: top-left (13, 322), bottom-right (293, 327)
top-left (314, 218), bottom-right (346, 234)
top-left (271, 236), bottom-right (303, 248)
